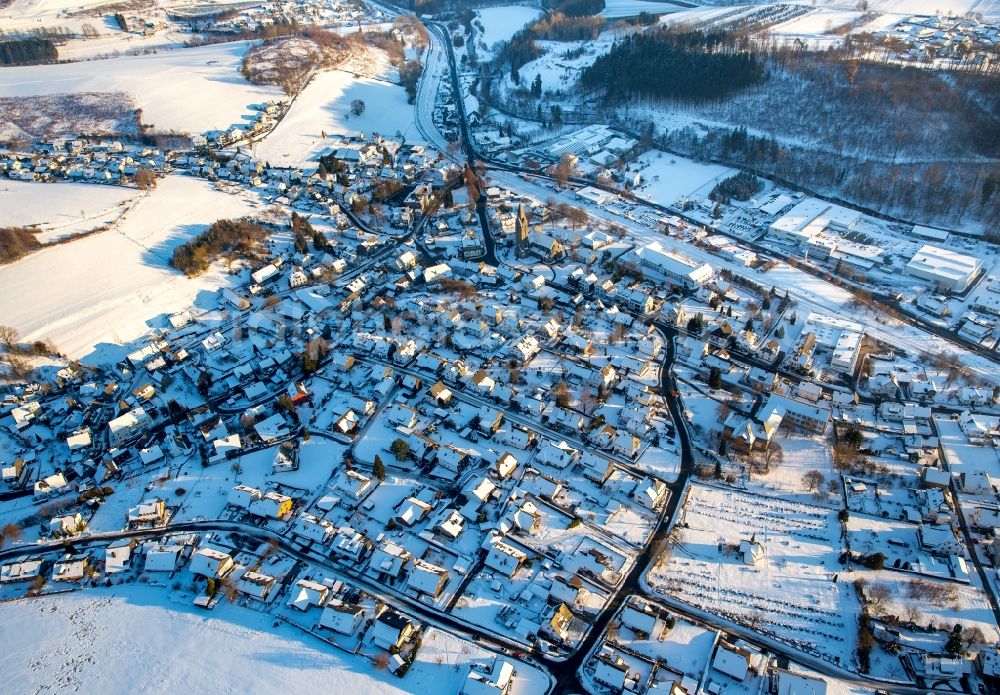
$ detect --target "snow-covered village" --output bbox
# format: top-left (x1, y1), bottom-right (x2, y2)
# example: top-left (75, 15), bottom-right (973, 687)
top-left (2, 0), bottom-right (1000, 693)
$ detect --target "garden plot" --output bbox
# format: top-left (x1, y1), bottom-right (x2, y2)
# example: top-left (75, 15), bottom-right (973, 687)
top-left (863, 572), bottom-right (1000, 647)
top-left (237, 439), bottom-right (346, 493)
top-left (936, 417), bottom-right (1000, 478)
top-left (649, 483), bottom-right (858, 665)
top-left (511, 494), bottom-right (638, 576)
top-left (843, 473), bottom-right (922, 520)
top-left (636, 446), bottom-right (682, 482)
top-left (607, 600), bottom-right (717, 678)
top-left (551, 466), bottom-right (661, 546)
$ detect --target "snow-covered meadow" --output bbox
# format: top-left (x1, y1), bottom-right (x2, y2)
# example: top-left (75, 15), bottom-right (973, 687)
top-left (601, 0), bottom-right (685, 18)
top-left (0, 179), bottom-right (139, 241)
top-left (0, 175), bottom-right (260, 361)
top-left (632, 150), bottom-right (737, 207)
top-left (255, 69), bottom-right (422, 169)
top-left (0, 42), bottom-right (282, 135)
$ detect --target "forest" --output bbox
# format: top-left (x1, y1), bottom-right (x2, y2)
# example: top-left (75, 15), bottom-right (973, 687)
top-left (580, 29), bottom-right (765, 102)
top-left (170, 219), bottom-right (269, 277)
top-left (0, 38), bottom-right (58, 66)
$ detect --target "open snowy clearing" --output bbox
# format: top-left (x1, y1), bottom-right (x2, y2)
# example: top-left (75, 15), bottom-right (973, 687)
top-left (476, 5), bottom-right (542, 50)
top-left (0, 179), bottom-right (140, 241)
top-left (0, 42), bottom-right (282, 135)
top-left (254, 69), bottom-right (422, 169)
top-left (632, 150), bottom-right (737, 207)
top-left (0, 586), bottom-right (546, 694)
top-left (0, 175), bottom-right (259, 362)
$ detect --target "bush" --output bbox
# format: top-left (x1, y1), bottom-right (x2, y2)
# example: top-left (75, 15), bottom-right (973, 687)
top-left (860, 552), bottom-right (885, 570)
top-left (390, 438), bottom-right (411, 462)
top-left (0, 227), bottom-right (41, 264)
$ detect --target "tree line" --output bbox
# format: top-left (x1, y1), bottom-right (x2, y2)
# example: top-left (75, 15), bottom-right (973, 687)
top-left (545, 0), bottom-right (605, 17)
top-left (0, 37), bottom-right (57, 66)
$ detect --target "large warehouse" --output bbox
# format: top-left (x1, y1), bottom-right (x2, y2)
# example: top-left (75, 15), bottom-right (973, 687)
top-left (905, 244), bottom-right (982, 292)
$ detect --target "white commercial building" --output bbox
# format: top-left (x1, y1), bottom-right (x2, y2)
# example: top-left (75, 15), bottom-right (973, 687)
top-left (768, 199), bottom-right (861, 246)
top-left (905, 244), bottom-right (982, 292)
top-left (633, 241), bottom-right (713, 288)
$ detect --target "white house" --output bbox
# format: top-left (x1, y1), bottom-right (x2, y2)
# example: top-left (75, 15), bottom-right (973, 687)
top-left (105, 539), bottom-right (136, 573)
top-left (484, 540), bottom-right (526, 578)
top-left (288, 579), bottom-right (329, 611)
top-left (107, 406), bottom-right (152, 447)
top-left (188, 547), bottom-right (235, 578)
top-left (320, 599), bottom-right (365, 635)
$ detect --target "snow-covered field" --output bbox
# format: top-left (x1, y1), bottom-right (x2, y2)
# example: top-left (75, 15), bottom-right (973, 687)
top-left (816, 0), bottom-right (998, 18)
top-left (632, 150), bottom-right (737, 207)
top-left (0, 586), bottom-right (542, 694)
top-left (0, 42), bottom-right (282, 135)
top-left (659, 5), bottom-right (752, 28)
top-left (476, 5), bottom-right (541, 50)
top-left (255, 69), bottom-right (421, 169)
top-left (602, 0), bottom-right (685, 18)
top-left (0, 179), bottom-right (139, 241)
top-left (770, 9), bottom-right (861, 36)
top-left (0, 175), bottom-right (259, 361)
top-left (751, 434), bottom-right (840, 508)
top-left (57, 31), bottom-right (191, 62)
top-left (508, 35), bottom-right (616, 93)
top-left (767, 7), bottom-right (862, 47)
